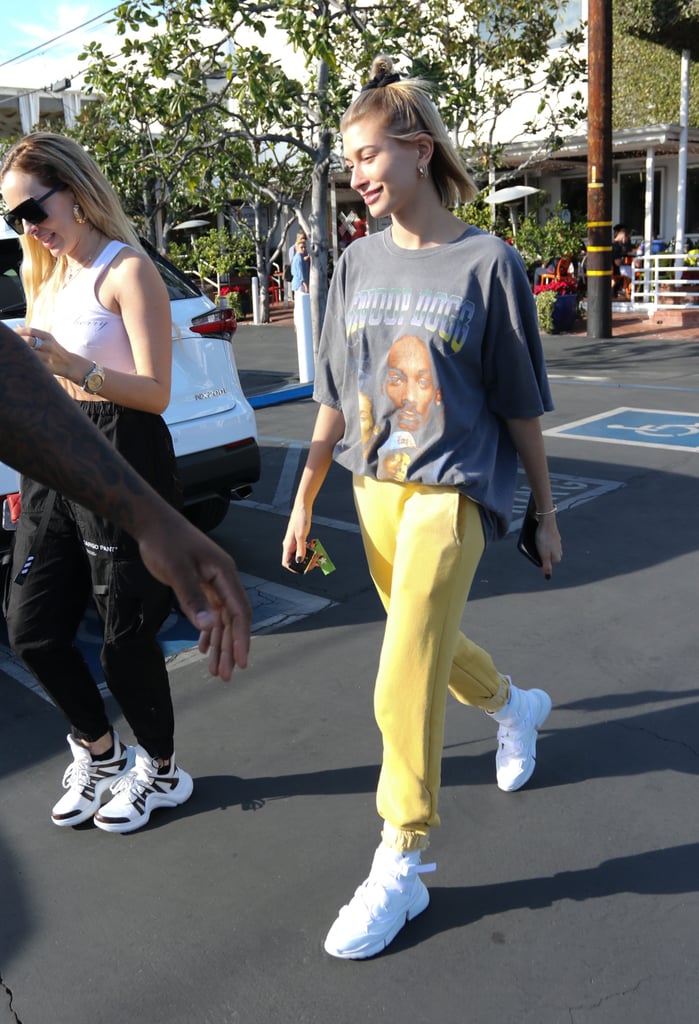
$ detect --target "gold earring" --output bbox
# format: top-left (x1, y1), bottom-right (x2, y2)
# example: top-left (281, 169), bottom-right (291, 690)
top-left (73, 203), bottom-right (87, 224)
top-left (417, 164), bottom-right (429, 180)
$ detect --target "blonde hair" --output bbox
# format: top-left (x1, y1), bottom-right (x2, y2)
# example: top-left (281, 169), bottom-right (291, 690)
top-left (341, 55), bottom-right (477, 209)
top-left (0, 132), bottom-right (142, 323)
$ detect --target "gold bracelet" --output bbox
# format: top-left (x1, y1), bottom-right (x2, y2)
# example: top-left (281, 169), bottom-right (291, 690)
top-left (534, 505), bottom-right (558, 519)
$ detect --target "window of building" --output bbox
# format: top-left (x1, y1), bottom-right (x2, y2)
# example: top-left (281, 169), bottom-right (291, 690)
top-left (560, 177), bottom-right (587, 221)
top-left (619, 170), bottom-right (662, 240)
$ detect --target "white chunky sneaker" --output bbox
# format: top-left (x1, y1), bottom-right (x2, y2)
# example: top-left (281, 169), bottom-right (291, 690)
top-left (492, 684), bottom-right (552, 792)
top-left (93, 746), bottom-right (193, 834)
top-left (324, 843), bottom-right (436, 959)
top-left (51, 731), bottom-right (135, 827)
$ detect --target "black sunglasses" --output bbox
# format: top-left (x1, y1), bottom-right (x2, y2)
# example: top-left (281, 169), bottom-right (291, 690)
top-left (3, 183), bottom-right (67, 235)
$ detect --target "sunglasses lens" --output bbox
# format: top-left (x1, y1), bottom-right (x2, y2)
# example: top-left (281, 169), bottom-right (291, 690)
top-left (4, 198), bottom-right (47, 235)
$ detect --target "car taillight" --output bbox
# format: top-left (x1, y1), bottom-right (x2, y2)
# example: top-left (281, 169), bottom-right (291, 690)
top-left (190, 307), bottom-right (237, 337)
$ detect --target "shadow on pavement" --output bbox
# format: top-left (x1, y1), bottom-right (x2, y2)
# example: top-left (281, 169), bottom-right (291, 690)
top-left (389, 841), bottom-right (699, 955)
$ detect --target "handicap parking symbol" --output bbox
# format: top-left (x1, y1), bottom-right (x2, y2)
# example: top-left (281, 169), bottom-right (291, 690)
top-left (544, 407), bottom-right (699, 452)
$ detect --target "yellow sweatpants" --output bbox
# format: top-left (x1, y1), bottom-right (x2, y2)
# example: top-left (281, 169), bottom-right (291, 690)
top-left (352, 475), bottom-right (509, 853)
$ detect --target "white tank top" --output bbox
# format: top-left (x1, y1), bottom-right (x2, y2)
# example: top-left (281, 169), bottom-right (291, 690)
top-left (49, 240), bottom-right (137, 374)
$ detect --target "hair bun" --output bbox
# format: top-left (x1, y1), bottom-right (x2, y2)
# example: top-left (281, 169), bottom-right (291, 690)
top-left (361, 70), bottom-right (401, 92)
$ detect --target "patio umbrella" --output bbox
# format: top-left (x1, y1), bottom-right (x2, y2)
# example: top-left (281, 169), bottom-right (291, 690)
top-left (484, 185), bottom-right (540, 237)
top-left (172, 218), bottom-right (210, 246)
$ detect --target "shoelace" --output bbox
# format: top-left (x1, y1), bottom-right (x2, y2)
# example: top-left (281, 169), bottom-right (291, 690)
top-left (109, 765), bottom-right (153, 797)
top-left (61, 759), bottom-right (92, 791)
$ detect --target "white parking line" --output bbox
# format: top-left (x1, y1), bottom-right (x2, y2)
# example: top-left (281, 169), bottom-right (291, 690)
top-left (242, 438), bottom-right (361, 533)
top-left (549, 374), bottom-right (611, 382)
top-left (1, 572), bottom-right (337, 700)
top-left (3, 463), bottom-right (624, 703)
top-left (271, 443), bottom-right (303, 510)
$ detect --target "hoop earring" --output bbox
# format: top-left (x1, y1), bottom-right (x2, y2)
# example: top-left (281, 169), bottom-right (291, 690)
top-left (417, 164), bottom-right (429, 180)
top-left (73, 203), bottom-right (87, 224)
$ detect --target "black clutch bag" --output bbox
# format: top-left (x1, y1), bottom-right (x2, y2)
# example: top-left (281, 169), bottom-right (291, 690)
top-left (517, 493), bottom-right (543, 567)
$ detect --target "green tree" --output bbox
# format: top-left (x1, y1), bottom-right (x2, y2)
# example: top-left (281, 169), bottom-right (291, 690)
top-left (365, 1), bottom-right (586, 184)
top-left (616, 0), bottom-right (699, 59)
top-left (514, 203), bottom-right (587, 271)
top-left (613, 0), bottom-right (699, 127)
top-left (79, 0), bottom-right (586, 338)
top-left (79, 3), bottom-right (314, 323)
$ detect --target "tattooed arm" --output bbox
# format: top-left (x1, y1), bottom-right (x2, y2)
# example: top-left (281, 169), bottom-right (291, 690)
top-left (0, 324), bottom-right (250, 680)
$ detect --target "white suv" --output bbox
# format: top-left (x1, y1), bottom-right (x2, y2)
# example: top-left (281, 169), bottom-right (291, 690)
top-left (0, 227), bottom-right (260, 535)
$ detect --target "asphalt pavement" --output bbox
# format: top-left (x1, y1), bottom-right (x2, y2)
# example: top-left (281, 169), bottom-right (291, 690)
top-left (2, 306), bottom-right (699, 1024)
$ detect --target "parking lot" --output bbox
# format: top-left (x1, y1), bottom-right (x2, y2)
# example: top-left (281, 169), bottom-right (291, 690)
top-left (2, 317), bottom-right (699, 1024)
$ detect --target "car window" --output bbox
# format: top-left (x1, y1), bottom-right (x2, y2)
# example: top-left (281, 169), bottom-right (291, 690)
top-left (140, 239), bottom-right (203, 302)
top-left (0, 236), bottom-right (25, 318)
top-left (0, 272), bottom-right (24, 315)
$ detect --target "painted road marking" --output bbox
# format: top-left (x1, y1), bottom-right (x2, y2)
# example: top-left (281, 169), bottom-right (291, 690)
top-left (248, 438), bottom-right (623, 535)
top-left (545, 407), bottom-right (699, 452)
top-left (0, 572), bottom-right (335, 703)
top-left (549, 377), bottom-right (699, 394)
top-left (3, 462), bottom-right (623, 703)
top-left (242, 440), bottom-right (361, 533)
top-left (509, 472), bottom-right (623, 531)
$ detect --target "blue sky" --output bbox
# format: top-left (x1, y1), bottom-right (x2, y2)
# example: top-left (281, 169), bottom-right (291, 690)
top-left (0, 3), bottom-right (120, 87)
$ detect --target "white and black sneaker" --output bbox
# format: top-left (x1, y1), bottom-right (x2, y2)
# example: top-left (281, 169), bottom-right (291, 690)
top-left (51, 731), bottom-right (135, 827)
top-left (93, 746), bottom-right (193, 834)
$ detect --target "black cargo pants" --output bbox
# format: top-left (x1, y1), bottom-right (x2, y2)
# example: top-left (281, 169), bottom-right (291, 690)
top-left (5, 402), bottom-right (182, 760)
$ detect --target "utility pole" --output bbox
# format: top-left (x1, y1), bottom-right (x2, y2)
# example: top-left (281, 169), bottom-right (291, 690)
top-left (587, 0), bottom-right (613, 339)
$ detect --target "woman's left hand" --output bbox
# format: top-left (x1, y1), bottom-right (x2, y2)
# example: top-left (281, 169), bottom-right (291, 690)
top-left (535, 515), bottom-right (563, 580)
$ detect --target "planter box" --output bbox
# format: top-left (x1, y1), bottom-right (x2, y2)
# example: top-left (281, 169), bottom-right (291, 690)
top-left (551, 293), bottom-right (577, 332)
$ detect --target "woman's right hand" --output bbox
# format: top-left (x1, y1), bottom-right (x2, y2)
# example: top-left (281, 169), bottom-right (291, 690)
top-left (280, 403), bottom-right (345, 571)
top-left (284, 499), bottom-right (315, 573)
top-left (282, 502), bottom-right (312, 571)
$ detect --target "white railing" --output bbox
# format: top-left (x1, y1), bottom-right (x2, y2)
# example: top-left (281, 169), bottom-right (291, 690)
top-left (630, 252), bottom-right (699, 308)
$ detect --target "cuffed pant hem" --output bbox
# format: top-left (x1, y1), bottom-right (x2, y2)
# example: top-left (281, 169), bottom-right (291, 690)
top-left (481, 674), bottom-right (511, 714)
top-left (381, 822), bottom-right (431, 853)
top-left (70, 724), bottom-right (113, 745)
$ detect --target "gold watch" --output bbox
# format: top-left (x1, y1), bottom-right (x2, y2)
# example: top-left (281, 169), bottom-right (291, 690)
top-left (82, 361), bottom-right (106, 394)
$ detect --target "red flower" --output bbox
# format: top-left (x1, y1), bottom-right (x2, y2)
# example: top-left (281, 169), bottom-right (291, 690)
top-left (533, 279), bottom-right (578, 296)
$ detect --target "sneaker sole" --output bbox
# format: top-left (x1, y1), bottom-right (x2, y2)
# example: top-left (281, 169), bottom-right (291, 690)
top-left (51, 750), bottom-right (136, 827)
top-left (323, 881), bottom-right (430, 960)
top-left (497, 690), bottom-right (552, 793)
top-left (93, 771), bottom-right (194, 834)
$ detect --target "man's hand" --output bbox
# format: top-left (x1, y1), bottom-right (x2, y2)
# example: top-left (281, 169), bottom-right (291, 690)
top-left (137, 510), bottom-right (251, 681)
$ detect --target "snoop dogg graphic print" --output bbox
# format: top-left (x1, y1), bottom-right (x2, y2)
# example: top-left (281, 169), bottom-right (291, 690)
top-left (351, 285), bottom-right (475, 480)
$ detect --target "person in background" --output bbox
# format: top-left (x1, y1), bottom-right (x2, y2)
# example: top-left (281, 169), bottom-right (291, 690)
top-left (612, 223), bottom-right (634, 296)
top-left (282, 55), bottom-right (562, 959)
top-left (533, 255), bottom-right (560, 288)
top-left (286, 229), bottom-right (307, 290)
top-left (0, 320), bottom-right (251, 681)
top-left (1, 132), bottom-right (194, 834)
top-left (291, 235), bottom-right (311, 294)
top-left (288, 229), bottom-right (306, 268)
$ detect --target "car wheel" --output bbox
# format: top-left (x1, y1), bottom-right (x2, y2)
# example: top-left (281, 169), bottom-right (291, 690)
top-left (184, 495), bottom-right (231, 533)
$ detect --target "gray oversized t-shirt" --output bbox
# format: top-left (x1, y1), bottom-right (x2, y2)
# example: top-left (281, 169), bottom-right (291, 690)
top-left (313, 226), bottom-right (553, 539)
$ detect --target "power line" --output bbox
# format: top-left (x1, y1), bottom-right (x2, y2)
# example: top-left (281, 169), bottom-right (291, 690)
top-left (0, 6), bottom-right (120, 70)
